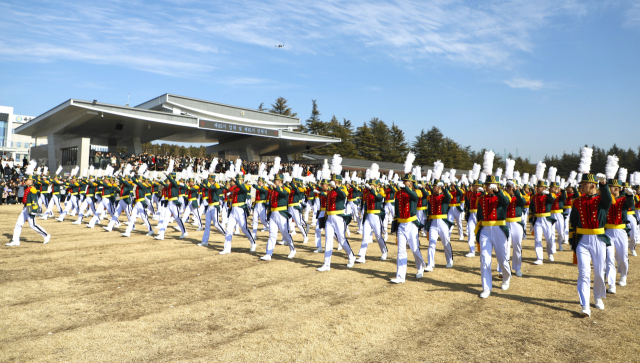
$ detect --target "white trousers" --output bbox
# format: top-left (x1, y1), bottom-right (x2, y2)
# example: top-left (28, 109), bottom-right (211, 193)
top-left (605, 229), bottom-right (628, 285)
top-left (125, 202), bottom-right (152, 233)
top-left (265, 211), bottom-right (295, 256)
top-left (315, 211), bottom-right (326, 248)
top-left (628, 215), bottom-right (639, 252)
top-left (158, 201), bottom-right (185, 236)
top-left (181, 203), bottom-right (203, 229)
top-left (534, 217), bottom-right (555, 260)
top-left (201, 205), bottom-right (226, 244)
top-left (59, 195), bottom-right (78, 218)
top-left (416, 210), bottom-right (427, 228)
top-left (448, 207), bottom-right (464, 239)
top-left (76, 196), bottom-right (96, 223)
top-left (289, 207), bottom-right (307, 238)
top-left (38, 193), bottom-right (49, 211)
top-left (552, 212), bottom-right (565, 245)
top-left (88, 198), bottom-right (115, 227)
top-left (576, 235), bottom-right (607, 307)
top-left (323, 214), bottom-right (354, 266)
top-left (252, 203), bottom-right (269, 235)
top-left (507, 222), bottom-right (524, 272)
top-left (13, 208), bottom-right (48, 241)
top-left (522, 208), bottom-right (529, 232)
top-left (479, 226), bottom-right (511, 291)
top-left (346, 201), bottom-right (361, 228)
top-left (383, 202), bottom-right (395, 231)
top-left (45, 194), bottom-right (63, 216)
top-left (152, 195), bottom-right (162, 216)
top-left (466, 212), bottom-right (478, 253)
top-left (304, 200), bottom-right (313, 222)
top-left (563, 208), bottom-right (572, 239)
top-left (109, 200), bottom-right (132, 224)
top-left (396, 222), bottom-right (426, 280)
top-left (358, 213), bottom-right (387, 257)
top-left (312, 198), bottom-right (321, 225)
top-left (427, 219), bottom-right (453, 268)
top-left (223, 207), bottom-right (256, 252)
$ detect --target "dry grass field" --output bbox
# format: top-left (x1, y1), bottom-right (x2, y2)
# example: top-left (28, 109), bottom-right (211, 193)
top-left (1, 204), bottom-right (640, 362)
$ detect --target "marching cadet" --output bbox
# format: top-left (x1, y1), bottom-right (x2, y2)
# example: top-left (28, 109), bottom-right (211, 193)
top-left (261, 173), bottom-right (295, 260)
top-left (151, 177), bottom-right (163, 220)
top-left (180, 177), bottom-right (203, 231)
top-left (415, 179), bottom-right (430, 237)
top-left (155, 172), bottom-right (187, 240)
top-left (529, 179), bottom-right (558, 264)
top-left (390, 158), bottom-right (428, 283)
top-left (549, 180), bottom-right (567, 250)
top-left (501, 179), bottom-right (526, 277)
top-left (103, 174), bottom-right (135, 232)
top-left (122, 175), bottom-right (154, 237)
top-left (87, 176), bottom-right (117, 228)
top-left (287, 176), bottom-right (309, 243)
top-left (317, 155), bottom-right (356, 272)
top-left (604, 178), bottom-right (635, 293)
top-left (345, 178), bottom-right (362, 235)
top-left (447, 179), bottom-right (465, 241)
top-left (43, 174), bottom-right (65, 220)
top-left (251, 175), bottom-right (270, 239)
top-left (522, 183), bottom-right (532, 233)
top-left (357, 177), bottom-right (388, 263)
top-left (73, 176), bottom-right (98, 225)
top-left (56, 174), bottom-right (81, 222)
top-left (313, 164), bottom-right (331, 253)
top-left (220, 173), bottom-right (256, 254)
top-left (569, 171), bottom-right (610, 317)
top-left (563, 183), bottom-right (578, 245)
top-left (76, 176), bottom-right (89, 217)
top-left (37, 172), bottom-right (51, 215)
top-left (383, 178), bottom-right (398, 241)
top-left (6, 164), bottom-right (51, 246)
top-left (304, 181), bottom-right (315, 225)
top-left (464, 179), bottom-right (483, 257)
top-left (476, 175), bottom-right (511, 298)
top-left (198, 174), bottom-right (226, 247)
top-left (425, 163), bottom-right (455, 271)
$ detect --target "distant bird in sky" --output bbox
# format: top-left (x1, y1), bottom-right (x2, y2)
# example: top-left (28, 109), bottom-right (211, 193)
top-left (275, 44), bottom-right (284, 48)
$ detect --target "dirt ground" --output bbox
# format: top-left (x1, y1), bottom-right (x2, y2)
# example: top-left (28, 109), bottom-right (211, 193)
top-left (1, 204), bottom-right (639, 362)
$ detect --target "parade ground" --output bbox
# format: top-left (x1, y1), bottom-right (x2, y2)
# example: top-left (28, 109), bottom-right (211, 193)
top-left (1, 204), bottom-right (639, 363)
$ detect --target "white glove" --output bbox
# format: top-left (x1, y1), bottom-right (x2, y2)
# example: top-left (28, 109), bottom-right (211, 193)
top-left (416, 184), bottom-right (423, 188)
top-left (489, 184), bottom-right (498, 191)
top-left (542, 190), bottom-right (549, 195)
top-left (330, 181), bottom-right (336, 188)
top-left (365, 183), bottom-right (371, 189)
top-left (625, 188), bottom-right (635, 195)
top-left (596, 173), bottom-right (607, 184)
top-left (226, 192), bottom-right (231, 196)
top-left (478, 187), bottom-right (484, 193)
top-left (313, 189), bottom-right (320, 194)
top-left (436, 182), bottom-right (444, 187)
top-left (506, 180), bottom-right (515, 188)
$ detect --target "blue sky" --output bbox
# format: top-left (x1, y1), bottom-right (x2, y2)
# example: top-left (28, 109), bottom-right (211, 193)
top-left (1, 0), bottom-right (639, 162)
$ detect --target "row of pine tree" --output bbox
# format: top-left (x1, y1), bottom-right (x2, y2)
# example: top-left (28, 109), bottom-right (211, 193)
top-left (267, 97), bottom-right (640, 178)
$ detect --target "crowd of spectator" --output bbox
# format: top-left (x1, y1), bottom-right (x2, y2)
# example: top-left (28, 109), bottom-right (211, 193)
top-left (90, 152), bottom-right (319, 176)
top-left (1, 157), bottom-right (27, 205)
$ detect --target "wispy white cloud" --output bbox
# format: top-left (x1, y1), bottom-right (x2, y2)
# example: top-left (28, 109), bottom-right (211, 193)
top-left (504, 78), bottom-right (546, 90)
top-left (623, 0), bottom-right (640, 28)
top-left (0, 0), bottom-right (592, 76)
